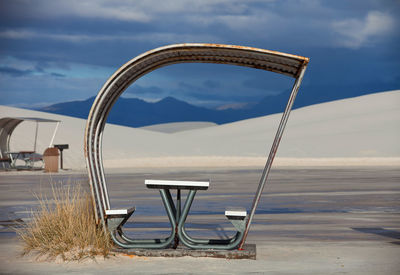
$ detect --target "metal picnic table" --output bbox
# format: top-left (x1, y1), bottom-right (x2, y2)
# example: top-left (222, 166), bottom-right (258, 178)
top-left (5, 151), bottom-right (43, 169)
top-left (107, 180), bottom-right (247, 249)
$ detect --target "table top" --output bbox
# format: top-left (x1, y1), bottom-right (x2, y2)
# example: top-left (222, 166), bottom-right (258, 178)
top-left (145, 179), bottom-right (210, 190)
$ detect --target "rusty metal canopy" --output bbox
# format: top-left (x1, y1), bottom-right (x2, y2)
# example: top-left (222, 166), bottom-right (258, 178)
top-left (84, 43), bottom-right (309, 249)
top-left (119, 43), bottom-right (309, 78)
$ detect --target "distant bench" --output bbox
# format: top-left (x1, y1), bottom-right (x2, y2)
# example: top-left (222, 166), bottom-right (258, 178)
top-left (0, 157), bottom-right (11, 163)
top-left (4, 151), bottom-right (43, 169)
top-left (0, 157), bottom-right (11, 169)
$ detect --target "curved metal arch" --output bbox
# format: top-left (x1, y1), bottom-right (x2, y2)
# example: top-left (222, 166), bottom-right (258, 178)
top-left (0, 118), bottom-right (23, 159)
top-left (84, 43), bottom-right (309, 247)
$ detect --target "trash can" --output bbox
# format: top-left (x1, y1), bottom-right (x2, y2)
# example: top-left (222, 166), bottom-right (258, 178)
top-left (43, 147), bottom-right (59, 172)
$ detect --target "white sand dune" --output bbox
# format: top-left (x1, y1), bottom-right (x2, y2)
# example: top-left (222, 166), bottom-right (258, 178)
top-left (141, 121), bottom-right (217, 133)
top-left (1, 90), bottom-right (399, 170)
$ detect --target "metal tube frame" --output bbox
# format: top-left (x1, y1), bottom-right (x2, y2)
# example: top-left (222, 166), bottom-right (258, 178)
top-left (238, 63), bottom-right (308, 249)
top-left (33, 122), bottom-right (38, 152)
top-left (49, 121), bottom-right (60, 148)
top-left (159, 187), bottom-right (245, 249)
top-left (176, 190), bottom-right (244, 250)
top-left (108, 190), bottom-right (177, 249)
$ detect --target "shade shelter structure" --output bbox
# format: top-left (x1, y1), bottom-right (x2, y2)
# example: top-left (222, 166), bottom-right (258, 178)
top-left (0, 117), bottom-right (60, 169)
top-left (84, 43), bottom-right (309, 250)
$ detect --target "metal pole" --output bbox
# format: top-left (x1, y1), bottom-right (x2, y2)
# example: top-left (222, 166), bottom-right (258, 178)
top-left (33, 122), bottom-right (38, 152)
top-left (59, 149), bottom-right (63, 169)
top-left (239, 64), bottom-right (308, 249)
top-left (49, 122), bottom-right (60, 148)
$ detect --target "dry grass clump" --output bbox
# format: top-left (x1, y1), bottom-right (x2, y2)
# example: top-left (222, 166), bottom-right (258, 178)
top-left (17, 184), bottom-right (112, 261)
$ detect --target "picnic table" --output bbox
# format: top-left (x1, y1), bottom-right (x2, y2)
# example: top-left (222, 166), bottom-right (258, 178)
top-left (5, 151), bottom-right (43, 169)
top-left (106, 179), bottom-right (247, 250)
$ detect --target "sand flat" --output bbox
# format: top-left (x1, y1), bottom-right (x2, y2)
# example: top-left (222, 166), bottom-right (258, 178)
top-left (0, 167), bottom-right (399, 274)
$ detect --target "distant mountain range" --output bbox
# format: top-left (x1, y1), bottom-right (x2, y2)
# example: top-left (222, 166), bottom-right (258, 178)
top-left (39, 96), bottom-right (237, 127)
top-left (38, 92), bottom-right (295, 127)
top-left (38, 86), bottom-right (390, 128)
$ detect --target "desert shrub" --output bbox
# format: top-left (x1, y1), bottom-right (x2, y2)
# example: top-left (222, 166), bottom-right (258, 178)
top-left (17, 184), bottom-right (112, 261)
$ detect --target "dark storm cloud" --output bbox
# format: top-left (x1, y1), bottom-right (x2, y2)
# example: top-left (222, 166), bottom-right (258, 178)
top-left (203, 80), bottom-right (220, 89)
top-left (0, 0), bottom-right (399, 106)
top-left (180, 90), bottom-right (262, 103)
top-left (0, 66), bottom-right (33, 77)
top-left (50, 72), bottom-right (66, 78)
top-left (175, 81), bottom-right (267, 103)
top-left (0, 65), bottom-right (66, 79)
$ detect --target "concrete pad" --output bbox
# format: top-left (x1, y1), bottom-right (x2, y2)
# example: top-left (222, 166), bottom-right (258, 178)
top-left (114, 244), bottom-right (256, 260)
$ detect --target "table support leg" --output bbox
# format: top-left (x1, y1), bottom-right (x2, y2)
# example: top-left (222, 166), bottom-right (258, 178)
top-left (177, 190), bottom-right (245, 250)
top-left (164, 190), bottom-right (176, 220)
top-left (177, 189), bottom-right (181, 220)
top-left (107, 190), bottom-right (177, 249)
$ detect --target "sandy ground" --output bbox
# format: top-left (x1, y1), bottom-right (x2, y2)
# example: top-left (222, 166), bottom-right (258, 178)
top-left (1, 90), bottom-right (399, 170)
top-left (141, 121), bottom-right (217, 133)
top-left (0, 167), bottom-right (399, 274)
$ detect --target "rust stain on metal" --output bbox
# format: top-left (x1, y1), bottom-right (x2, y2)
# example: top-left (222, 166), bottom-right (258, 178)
top-left (183, 43), bottom-right (309, 63)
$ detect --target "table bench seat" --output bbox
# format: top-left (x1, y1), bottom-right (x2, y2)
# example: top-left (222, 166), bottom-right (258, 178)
top-left (225, 208), bottom-right (247, 220)
top-left (105, 207), bottom-right (136, 240)
top-left (105, 207), bottom-right (135, 217)
top-left (225, 207), bottom-right (248, 233)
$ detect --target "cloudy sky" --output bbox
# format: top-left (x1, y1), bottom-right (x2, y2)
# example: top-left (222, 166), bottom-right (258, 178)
top-left (0, 0), bottom-right (399, 108)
